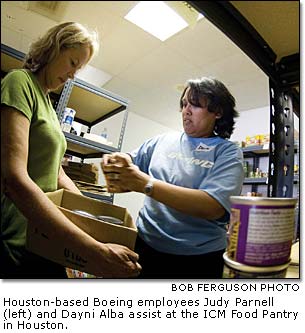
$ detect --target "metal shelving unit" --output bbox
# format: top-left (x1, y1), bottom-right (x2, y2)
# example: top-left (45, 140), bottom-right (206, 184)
top-left (242, 145), bottom-right (299, 191)
top-left (80, 191), bottom-right (113, 203)
top-left (189, 1), bottom-right (299, 199)
top-left (57, 76), bottom-right (129, 161)
top-left (242, 145), bottom-right (269, 157)
top-left (57, 74), bottom-right (129, 203)
top-left (188, 1), bottom-right (300, 241)
top-left (64, 132), bottom-right (119, 158)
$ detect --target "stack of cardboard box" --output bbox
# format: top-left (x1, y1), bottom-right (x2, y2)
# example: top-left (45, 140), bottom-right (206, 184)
top-left (63, 161), bottom-right (99, 184)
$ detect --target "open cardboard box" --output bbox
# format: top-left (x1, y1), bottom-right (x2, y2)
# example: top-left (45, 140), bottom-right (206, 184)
top-left (26, 189), bottom-right (137, 273)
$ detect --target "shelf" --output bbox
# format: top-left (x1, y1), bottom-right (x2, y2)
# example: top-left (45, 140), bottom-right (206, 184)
top-left (63, 78), bottom-right (128, 127)
top-left (244, 176), bottom-right (298, 185)
top-left (242, 145), bottom-right (269, 157)
top-left (242, 144), bottom-right (298, 157)
top-left (1, 49), bottom-right (23, 71)
top-left (244, 177), bottom-right (268, 185)
top-left (64, 132), bottom-right (119, 159)
top-left (81, 191), bottom-right (113, 203)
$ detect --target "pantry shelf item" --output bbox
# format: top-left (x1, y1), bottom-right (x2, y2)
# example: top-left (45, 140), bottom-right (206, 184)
top-left (241, 145), bottom-right (299, 193)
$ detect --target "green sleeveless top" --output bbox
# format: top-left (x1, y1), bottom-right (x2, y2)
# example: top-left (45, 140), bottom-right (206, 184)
top-left (1, 69), bottom-right (67, 277)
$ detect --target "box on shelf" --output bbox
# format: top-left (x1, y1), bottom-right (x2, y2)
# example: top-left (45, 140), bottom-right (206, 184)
top-left (244, 134), bottom-right (269, 147)
top-left (26, 189), bottom-right (137, 273)
top-left (62, 161), bottom-right (99, 184)
top-left (259, 134), bottom-right (269, 145)
top-left (245, 135), bottom-right (260, 146)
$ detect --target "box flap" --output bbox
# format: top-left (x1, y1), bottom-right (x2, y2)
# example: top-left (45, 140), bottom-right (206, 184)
top-left (46, 189), bottom-right (64, 206)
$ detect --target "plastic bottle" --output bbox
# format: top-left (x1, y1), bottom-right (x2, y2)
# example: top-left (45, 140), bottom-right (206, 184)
top-left (61, 108), bottom-right (76, 133)
top-left (101, 127), bottom-right (108, 140)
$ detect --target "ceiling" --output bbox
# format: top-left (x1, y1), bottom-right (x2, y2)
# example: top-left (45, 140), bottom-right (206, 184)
top-left (1, 1), bottom-right (299, 131)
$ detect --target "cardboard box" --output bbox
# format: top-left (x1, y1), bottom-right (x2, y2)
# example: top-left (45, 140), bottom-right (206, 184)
top-left (26, 189), bottom-right (137, 273)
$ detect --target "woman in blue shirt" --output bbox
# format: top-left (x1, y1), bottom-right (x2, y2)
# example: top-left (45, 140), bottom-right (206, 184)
top-left (102, 77), bottom-right (244, 278)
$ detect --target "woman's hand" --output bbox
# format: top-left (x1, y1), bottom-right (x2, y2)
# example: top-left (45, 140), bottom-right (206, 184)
top-left (101, 153), bottom-right (149, 193)
top-left (102, 152), bottom-right (133, 167)
top-left (92, 242), bottom-right (142, 278)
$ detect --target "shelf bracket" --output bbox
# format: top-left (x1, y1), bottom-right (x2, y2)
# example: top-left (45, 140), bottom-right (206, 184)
top-left (267, 79), bottom-right (295, 197)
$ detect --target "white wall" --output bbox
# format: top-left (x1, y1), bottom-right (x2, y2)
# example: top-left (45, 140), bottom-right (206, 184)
top-left (230, 106), bottom-right (270, 143)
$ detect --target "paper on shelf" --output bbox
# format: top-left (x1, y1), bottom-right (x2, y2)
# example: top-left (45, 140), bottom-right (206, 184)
top-left (83, 133), bottom-right (113, 146)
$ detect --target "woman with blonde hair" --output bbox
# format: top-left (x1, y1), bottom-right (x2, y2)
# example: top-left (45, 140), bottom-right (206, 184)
top-left (1, 22), bottom-right (141, 278)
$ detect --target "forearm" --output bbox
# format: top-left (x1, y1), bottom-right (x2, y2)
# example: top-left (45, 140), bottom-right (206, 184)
top-left (143, 179), bottom-right (225, 220)
top-left (102, 154), bottom-right (225, 219)
top-left (58, 166), bottom-right (82, 195)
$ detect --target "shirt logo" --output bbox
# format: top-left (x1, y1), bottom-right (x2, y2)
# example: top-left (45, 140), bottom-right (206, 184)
top-left (168, 152), bottom-right (214, 168)
top-left (195, 143), bottom-right (215, 152)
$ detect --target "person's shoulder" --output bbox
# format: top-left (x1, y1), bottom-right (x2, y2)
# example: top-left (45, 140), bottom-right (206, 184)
top-left (216, 138), bottom-right (243, 156)
top-left (214, 137), bottom-right (238, 147)
top-left (3, 69), bottom-right (32, 83)
top-left (5, 68), bottom-right (30, 78)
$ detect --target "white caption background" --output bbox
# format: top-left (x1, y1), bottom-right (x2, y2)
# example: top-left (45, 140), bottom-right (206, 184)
top-left (0, 280), bottom-right (304, 332)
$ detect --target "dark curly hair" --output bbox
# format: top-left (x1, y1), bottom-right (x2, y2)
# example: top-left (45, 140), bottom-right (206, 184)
top-left (179, 77), bottom-right (239, 138)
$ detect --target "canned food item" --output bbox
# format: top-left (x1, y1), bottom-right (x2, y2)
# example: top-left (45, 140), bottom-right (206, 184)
top-left (73, 210), bottom-right (124, 225)
top-left (223, 252), bottom-right (290, 278)
top-left (227, 196), bottom-right (297, 266)
top-left (96, 215), bottom-right (124, 225)
top-left (73, 210), bottom-right (96, 219)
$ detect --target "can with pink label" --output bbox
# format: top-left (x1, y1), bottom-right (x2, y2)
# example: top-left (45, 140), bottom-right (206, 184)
top-left (227, 196), bottom-right (297, 266)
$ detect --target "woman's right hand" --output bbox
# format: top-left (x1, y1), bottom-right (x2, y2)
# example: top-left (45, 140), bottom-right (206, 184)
top-left (92, 242), bottom-right (142, 278)
top-left (101, 153), bottom-right (134, 193)
top-left (101, 153), bottom-right (149, 194)
top-left (102, 152), bottom-right (133, 168)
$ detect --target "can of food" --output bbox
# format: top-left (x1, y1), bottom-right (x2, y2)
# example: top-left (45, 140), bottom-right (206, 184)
top-left (223, 252), bottom-right (290, 278)
top-left (227, 196), bottom-right (297, 266)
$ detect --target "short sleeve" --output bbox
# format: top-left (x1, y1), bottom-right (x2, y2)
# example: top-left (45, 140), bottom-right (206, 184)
top-left (129, 134), bottom-right (163, 173)
top-left (1, 70), bottom-right (35, 121)
top-left (200, 143), bottom-right (244, 214)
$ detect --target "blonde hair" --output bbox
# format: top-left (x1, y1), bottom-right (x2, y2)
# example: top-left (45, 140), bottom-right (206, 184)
top-left (23, 22), bottom-right (99, 72)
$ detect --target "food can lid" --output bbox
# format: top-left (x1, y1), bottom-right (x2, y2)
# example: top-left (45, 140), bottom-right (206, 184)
top-left (230, 196), bottom-right (297, 206)
top-left (223, 252), bottom-right (290, 273)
